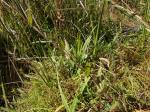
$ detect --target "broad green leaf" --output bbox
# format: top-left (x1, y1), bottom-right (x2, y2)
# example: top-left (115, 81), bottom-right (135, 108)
top-left (80, 76), bottom-right (90, 94)
top-left (82, 36), bottom-right (91, 53)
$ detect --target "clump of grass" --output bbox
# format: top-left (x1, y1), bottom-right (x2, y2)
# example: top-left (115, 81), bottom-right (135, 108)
top-left (0, 0), bottom-right (150, 112)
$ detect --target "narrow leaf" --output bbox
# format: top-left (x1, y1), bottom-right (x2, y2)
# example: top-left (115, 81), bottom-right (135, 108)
top-left (27, 7), bottom-right (33, 26)
top-left (56, 71), bottom-right (70, 112)
top-left (70, 97), bottom-right (79, 112)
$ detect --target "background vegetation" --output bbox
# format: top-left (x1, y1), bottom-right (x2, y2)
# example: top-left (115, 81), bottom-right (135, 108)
top-left (0, 0), bottom-right (150, 112)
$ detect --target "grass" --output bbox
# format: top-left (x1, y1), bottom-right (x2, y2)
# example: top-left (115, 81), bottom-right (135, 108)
top-left (0, 0), bottom-right (150, 112)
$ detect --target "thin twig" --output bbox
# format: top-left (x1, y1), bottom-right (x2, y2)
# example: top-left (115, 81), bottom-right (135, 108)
top-left (15, 57), bottom-right (50, 61)
top-left (32, 40), bottom-right (52, 44)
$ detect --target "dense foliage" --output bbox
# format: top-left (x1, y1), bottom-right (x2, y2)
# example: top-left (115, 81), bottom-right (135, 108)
top-left (0, 0), bottom-right (150, 111)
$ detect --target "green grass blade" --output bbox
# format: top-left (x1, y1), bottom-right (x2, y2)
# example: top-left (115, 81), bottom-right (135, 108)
top-left (56, 71), bottom-right (70, 112)
top-left (70, 97), bottom-right (78, 112)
